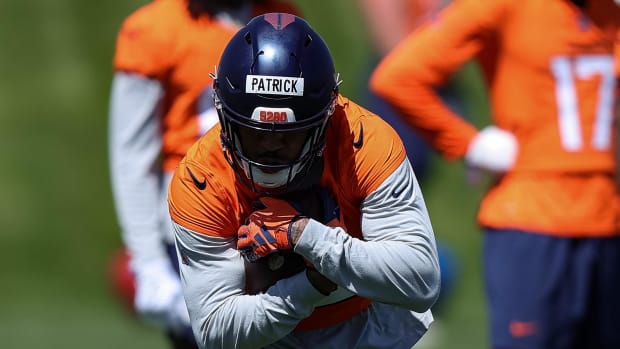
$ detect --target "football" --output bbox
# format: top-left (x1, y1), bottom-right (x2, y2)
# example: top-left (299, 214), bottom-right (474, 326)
top-left (243, 186), bottom-right (335, 294)
top-left (244, 251), bottom-right (306, 294)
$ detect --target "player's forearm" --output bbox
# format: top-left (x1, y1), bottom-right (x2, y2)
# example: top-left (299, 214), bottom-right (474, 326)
top-left (173, 223), bottom-right (326, 348)
top-left (109, 72), bottom-right (168, 267)
top-left (369, 1), bottom-right (490, 160)
top-left (293, 160), bottom-right (440, 312)
top-left (110, 147), bottom-right (167, 265)
top-left (371, 60), bottom-right (477, 160)
top-left (359, 161), bottom-right (440, 311)
top-left (196, 273), bottom-right (323, 348)
top-left (294, 220), bottom-right (439, 312)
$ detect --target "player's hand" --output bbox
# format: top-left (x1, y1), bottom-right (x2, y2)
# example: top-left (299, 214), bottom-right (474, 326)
top-left (133, 258), bottom-right (190, 333)
top-left (237, 197), bottom-right (304, 262)
top-left (465, 126), bottom-right (518, 175)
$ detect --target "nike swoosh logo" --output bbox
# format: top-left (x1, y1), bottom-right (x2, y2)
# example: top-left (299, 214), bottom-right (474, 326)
top-left (509, 321), bottom-right (537, 338)
top-left (186, 166), bottom-right (207, 190)
top-left (352, 123), bottom-right (364, 149)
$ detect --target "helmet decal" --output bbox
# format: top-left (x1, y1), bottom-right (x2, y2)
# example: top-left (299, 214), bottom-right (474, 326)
top-left (251, 107), bottom-right (296, 122)
top-left (263, 13), bottom-right (296, 29)
top-left (245, 75), bottom-right (304, 96)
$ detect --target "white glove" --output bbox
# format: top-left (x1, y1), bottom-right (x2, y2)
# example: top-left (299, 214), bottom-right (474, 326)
top-left (465, 126), bottom-right (518, 173)
top-left (133, 258), bottom-right (191, 333)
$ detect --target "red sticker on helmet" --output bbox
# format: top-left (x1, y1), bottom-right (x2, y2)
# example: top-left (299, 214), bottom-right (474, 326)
top-left (263, 13), bottom-right (296, 30)
top-left (251, 107), bottom-right (296, 122)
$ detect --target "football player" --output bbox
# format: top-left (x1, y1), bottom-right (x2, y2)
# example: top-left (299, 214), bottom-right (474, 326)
top-left (371, 0), bottom-right (620, 348)
top-left (168, 13), bottom-right (441, 348)
top-left (107, 1), bottom-right (300, 348)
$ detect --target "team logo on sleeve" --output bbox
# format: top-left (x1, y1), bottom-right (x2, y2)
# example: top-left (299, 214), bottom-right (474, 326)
top-left (246, 75), bottom-right (304, 96)
top-left (186, 166), bottom-right (207, 190)
top-left (352, 123), bottom-right (364, 148)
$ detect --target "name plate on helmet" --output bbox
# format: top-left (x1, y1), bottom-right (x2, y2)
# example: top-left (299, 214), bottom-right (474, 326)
top-left (246, 75), bottom-right (304, 96)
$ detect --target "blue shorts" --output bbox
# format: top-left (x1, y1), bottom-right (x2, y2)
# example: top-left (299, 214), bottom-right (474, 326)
top-left (484, 229), bottom-right (620, 349)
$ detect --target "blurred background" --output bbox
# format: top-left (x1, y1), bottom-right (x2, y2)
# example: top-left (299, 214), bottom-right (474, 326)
top-left (0, 0), bottom-right (490, 347)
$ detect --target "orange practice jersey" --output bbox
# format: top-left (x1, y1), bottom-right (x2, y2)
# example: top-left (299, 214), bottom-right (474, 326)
top-left (372, 0), bottom-right (620, 236)
top-left (168, 95), bottom-right (407, 329)
top-left (113, 0), bottom-right (300, 171)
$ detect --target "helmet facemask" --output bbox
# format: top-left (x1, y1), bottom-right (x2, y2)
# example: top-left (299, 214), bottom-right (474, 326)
top-left (216, 91), bottom-right (337, 194)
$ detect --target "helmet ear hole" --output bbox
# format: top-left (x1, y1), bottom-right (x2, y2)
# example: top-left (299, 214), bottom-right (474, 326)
top-left (244, 32), bottom-right (252, 44)
top-left (304, 34), bottom-right (312, 47)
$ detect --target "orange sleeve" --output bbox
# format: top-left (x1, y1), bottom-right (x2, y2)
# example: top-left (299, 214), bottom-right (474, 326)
top-left (168, 134), bottom-right (242, 238)
top-left (333, 97), bottom-right (407, 197)
top-left (168, 163), bottom-right (235, 237)
top-left (370, 0), bottom-right (510, 159)
top-left (113, 4), bottom-right (176, 79)
top-left (353, 113), bottom-right (407, 196)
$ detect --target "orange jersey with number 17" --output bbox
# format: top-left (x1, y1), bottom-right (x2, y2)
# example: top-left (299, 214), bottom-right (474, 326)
top-left (371, 0), bottom-right (620, 236)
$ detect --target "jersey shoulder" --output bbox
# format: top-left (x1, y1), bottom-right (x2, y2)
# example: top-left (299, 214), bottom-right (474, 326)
top-left (168, 125), bottom-right (245, 237)
top-left (113, 0), bottom-right (189, 76)
top-left (325, 96), bottom-right (406, 196)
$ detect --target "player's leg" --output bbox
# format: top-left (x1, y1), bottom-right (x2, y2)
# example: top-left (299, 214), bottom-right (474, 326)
top-left (575, 236), bottom-right (620, 349)
top-left (483, 229), bottom-right (579, 349)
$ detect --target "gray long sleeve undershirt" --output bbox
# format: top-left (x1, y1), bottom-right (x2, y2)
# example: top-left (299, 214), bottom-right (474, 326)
top-left (173, 159), bottom-right (440, 349)
top-left (109, 72), bottom-right (171, 270)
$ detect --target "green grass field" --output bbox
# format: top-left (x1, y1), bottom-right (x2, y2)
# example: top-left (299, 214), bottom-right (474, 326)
top-left (0, 1), bottom-right (488, 347)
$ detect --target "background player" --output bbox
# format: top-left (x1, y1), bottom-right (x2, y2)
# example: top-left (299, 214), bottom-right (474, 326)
top-left (107, 1), bottom-right (300, 347)
top-left (371, 0), bottom-right (620, 348)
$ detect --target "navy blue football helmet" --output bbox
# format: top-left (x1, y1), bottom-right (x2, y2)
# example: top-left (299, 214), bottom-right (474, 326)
top-left (213, 13), bottom-right (339, 194)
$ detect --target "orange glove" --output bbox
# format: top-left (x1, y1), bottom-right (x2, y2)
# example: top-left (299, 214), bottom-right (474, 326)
top-left (237, 197), bottom-right (304, 262)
